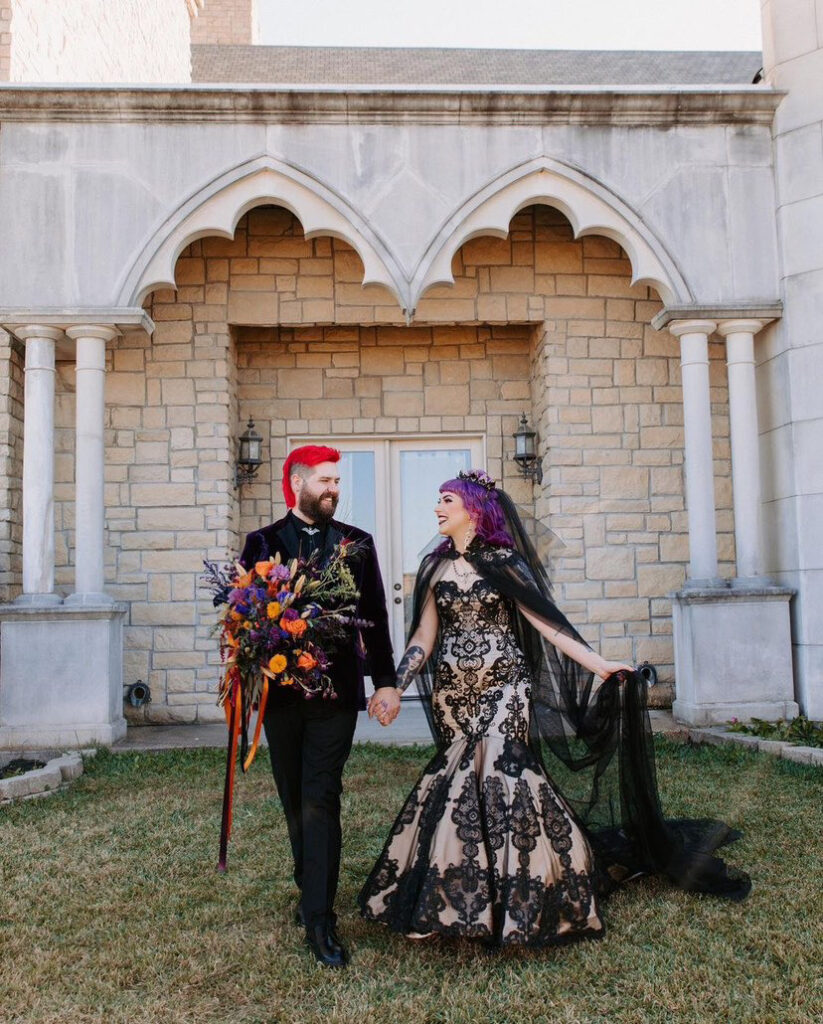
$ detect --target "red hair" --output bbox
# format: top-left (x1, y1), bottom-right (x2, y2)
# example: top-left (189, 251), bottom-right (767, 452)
top-left (282, 445), bottom-right (341, 508)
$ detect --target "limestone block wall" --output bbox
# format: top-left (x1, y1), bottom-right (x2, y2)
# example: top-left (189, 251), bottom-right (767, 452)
top-left (191, 0), bottom-right (258, 45)
top-left (532, 316), bottom-right (733, 675)
top-left (44, 203), bottom-right (733, 721)
top-left (235, 323), bottom-right (535, 538)
top-left (7, 0), bottom-right (192, 83)
top-left (0, 330), bottom-right (23, 602)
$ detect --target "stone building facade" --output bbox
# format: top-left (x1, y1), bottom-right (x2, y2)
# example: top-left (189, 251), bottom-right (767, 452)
top-left (0, 0), bottom-right (819, 745)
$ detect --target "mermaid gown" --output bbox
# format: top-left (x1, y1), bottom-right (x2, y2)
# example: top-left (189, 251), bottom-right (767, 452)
top-left (359, 562), bottom-right (604, 947)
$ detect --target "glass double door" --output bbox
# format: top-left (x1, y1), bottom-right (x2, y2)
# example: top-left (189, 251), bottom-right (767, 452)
top-left (290, 436), bottom-right (485, 687)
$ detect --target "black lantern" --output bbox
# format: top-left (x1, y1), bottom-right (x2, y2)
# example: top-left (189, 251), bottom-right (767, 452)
top-left (235, 418), bottom-right (263, 487)
top-left (512, 413), bottom-right (542, 483)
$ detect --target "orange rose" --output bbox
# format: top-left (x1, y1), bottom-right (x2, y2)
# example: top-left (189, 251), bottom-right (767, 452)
top-left (296, 652), bottom-right (317, 671)
top-left (280, 617), bottom-right (308, 638)
top-left (268, 654), bottom-right (287, 674)
top-left (255, 560), bottom-right (274, 579)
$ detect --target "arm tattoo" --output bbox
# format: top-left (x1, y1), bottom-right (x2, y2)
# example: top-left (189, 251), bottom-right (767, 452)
top-left (395, 644), bottom-right (426, 693)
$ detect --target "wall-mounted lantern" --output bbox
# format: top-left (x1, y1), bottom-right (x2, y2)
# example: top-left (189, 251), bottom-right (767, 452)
top-left (235, 418), bottom-right (263, 487)
top-left (512, 413), bottom-right (543, 483)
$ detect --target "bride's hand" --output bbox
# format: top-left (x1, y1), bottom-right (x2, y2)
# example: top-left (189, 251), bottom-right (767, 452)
top-left (596, 660), bottom-right (635, 681)
top-left (368, 686), bottom-right (402, 726)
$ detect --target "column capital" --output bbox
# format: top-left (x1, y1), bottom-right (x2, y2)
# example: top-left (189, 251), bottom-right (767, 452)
top-left (716, 319), bottom-right (766, 337)
top-left (668, 319), bottom-right (717, 339)
top-left (65, 325), bottom-right (119, 343)
top-left (13, 325), bottom-right (65, 344)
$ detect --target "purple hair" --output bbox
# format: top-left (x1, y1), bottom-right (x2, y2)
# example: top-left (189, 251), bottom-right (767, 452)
top-left (438, 474), bottom-right (513, 548)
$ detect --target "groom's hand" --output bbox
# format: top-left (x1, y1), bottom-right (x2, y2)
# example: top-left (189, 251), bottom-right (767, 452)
top-left (368, 687), bottom-right (402, 726)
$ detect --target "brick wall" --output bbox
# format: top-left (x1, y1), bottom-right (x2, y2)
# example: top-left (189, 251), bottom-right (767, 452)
top-left (0, 0), bottom-right (11, 81)
top-left (191, 0), bottom-right (258, 45)
top-left (8, 0), bottom-right (192, 83)
top-left (46, 204), bottom-right (733, 721)
top-left (0, 331), bottom-right (23, 602)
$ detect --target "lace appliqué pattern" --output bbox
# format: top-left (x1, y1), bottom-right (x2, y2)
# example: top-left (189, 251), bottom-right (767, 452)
top-left (359, 565), bottom-right (604, 947)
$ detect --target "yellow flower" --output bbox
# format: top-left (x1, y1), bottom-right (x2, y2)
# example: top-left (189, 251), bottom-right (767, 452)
top-left (267, 601), bottom-right (282, 619)
top-left (268, 654), bottom-right (288, 674)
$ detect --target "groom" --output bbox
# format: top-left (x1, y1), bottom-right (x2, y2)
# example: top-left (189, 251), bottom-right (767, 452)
top-left (240, 444), bottom-right (396, 968)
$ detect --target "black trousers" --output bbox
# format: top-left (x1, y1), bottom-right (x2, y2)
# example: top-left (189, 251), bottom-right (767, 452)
top-left (263, 700), bottom-right (358, 928)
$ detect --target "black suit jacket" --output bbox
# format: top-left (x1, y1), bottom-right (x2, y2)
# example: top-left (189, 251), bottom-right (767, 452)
top-left (239, 516), bottom-right (395, 711)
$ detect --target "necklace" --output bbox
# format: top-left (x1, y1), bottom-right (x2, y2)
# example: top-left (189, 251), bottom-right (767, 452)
top-left (452, 556), bottom-right (475, 581)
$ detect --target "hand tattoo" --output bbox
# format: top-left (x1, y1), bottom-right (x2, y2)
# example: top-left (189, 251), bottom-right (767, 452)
top-left (395, 645), bottom-right (426, 693)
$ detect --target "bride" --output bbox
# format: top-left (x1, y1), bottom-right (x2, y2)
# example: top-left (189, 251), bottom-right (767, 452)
top-left (360, 470), bottom-right (749, 948)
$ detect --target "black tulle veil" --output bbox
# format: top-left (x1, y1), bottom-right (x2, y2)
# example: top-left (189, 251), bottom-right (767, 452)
top-left (408, 488), bottom-right (750, 901)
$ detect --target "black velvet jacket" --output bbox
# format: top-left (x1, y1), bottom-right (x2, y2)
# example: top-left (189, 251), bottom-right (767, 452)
top-left (239, 514), bottom-right (395, 711)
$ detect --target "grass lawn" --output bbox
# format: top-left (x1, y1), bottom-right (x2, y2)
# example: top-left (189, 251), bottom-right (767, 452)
top-left (1, 739), bottom-right (820, 1024)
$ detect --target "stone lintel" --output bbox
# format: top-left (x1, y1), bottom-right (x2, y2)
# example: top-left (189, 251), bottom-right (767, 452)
top-left (652, 303), bottom-right (783, 332)
top-left (0, 84), bottom-right (785, 126)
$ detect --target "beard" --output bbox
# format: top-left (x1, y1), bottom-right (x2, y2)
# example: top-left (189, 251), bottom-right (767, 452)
top-left (298, 489), bottom-right (338, 524)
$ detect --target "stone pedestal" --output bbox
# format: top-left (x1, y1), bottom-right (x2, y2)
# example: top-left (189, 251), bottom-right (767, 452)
top-left (0, 603), bottom-right (127, 748)
top-left (672, 584), bottom-right (798, 726)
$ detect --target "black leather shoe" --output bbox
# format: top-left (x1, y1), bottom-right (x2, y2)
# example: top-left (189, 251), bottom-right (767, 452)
top-left (305, 925), bottom-right (348, 968)
top-left (327, 923), bottom-right (348, 960)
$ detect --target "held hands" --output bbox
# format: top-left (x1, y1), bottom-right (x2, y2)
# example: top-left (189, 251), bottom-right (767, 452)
top-left (596, 659), bottom-right (635, 681)
top-left (368, 686), bottom-right (402, 727)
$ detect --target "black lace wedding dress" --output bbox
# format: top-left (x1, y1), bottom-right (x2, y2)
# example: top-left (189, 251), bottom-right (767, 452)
top-left (359, 559), bottom-right (604, 946)
top-left (359, 508), bottom-right (750, 948)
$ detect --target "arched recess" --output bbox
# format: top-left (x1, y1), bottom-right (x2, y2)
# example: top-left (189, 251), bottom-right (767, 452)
top-left (117, 156), bottom-right (408, 309)
top-left (412, 158), bottom-right (691, 310)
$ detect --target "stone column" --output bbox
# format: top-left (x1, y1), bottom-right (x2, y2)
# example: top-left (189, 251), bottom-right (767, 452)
top-left (66, 325), bottom-right (117, 604)
top-left (669, 319), bottom-right (720, 583)
top-left (14, 326), bottom-right (63, 605)
top-left (718, 319), bottom-right (767, 581)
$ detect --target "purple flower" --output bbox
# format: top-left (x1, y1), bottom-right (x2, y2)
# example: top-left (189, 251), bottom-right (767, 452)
top-left (228, 588), bottom-right (245, 605)
top-left (281, 608), bottom-right (299, 621)
top-left (271, 565), bottom-right (291, 581)
top-left (276, 590), bottom-right (291, 603)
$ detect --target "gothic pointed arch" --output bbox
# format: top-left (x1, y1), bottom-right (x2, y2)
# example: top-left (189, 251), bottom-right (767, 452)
top-left (412, 158), bottom-right (691, 309)
top-left (117, 155), bottom-right (408, 309)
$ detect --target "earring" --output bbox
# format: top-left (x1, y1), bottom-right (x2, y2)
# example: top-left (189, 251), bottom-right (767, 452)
top-left (464, 521), bottom-right (476, 548)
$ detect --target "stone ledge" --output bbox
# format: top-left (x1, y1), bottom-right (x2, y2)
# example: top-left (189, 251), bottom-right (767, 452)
top-left (0, 84), bottom-right (785, 126)
top-left (0, 750), bottom-right (88, 804)
top-left (687, 727), bottom-right (823, 767)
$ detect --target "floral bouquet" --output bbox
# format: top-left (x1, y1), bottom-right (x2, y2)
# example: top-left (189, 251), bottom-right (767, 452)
top-left (202, 540), bottom-right (370, 869)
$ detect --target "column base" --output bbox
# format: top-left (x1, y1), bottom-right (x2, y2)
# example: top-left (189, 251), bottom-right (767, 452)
top-left (671, 582), bottom-right (797, 727)
top-left (64, 592), bottom-right (115, 607)
top-left (13, 592), bottom-right (64, 607)
top-left (0, 602), bottom-right (127, 750)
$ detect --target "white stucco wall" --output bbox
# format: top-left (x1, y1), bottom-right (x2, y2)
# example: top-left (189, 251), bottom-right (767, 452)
top-left (0, 90), bottom-right (782, 311)
top-left (8, 0), bottom-right (192, 84)
top-left (759, 0), bottom-right (823, 717)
